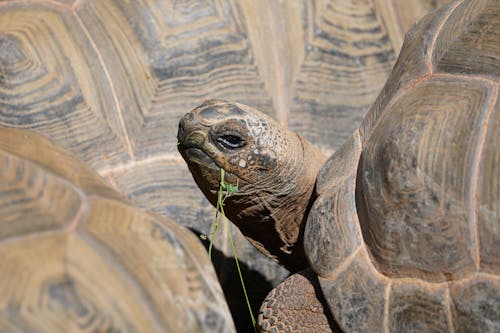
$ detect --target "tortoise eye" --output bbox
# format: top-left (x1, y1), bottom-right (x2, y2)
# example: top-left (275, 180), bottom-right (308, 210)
top-left (217, 134), bottom-right (246, 149)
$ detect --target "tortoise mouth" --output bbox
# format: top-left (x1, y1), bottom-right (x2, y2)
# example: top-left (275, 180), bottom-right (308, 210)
top-left (179, 147), bottom-right (221, 201)
top-left (178, 139), bottom-right (234, 172)
top-left (180, 147), bottom-right (219, 171)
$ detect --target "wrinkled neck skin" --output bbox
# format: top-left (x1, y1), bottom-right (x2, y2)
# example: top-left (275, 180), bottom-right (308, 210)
top-left (178, 100), bottom-right (327, 272)
top-left (226, 133), bottom-right (325, 272)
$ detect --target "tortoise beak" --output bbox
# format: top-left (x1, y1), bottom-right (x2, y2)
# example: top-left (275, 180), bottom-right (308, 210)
top-left (177, 113), bottom-right (200, 148)
top-left (177, 113), bottom-right (209, 151)
top-left (177, 113), bottom-right (233, 172)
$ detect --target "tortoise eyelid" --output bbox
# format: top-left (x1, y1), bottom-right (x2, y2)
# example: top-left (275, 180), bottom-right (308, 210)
top-left (216, 133), bottom-right (246, 149)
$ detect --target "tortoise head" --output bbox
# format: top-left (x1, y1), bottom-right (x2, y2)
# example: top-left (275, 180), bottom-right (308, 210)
top-left (178, 100), bottom-right (326, 271)
top-left (177, 100), bottom-right (288, 189)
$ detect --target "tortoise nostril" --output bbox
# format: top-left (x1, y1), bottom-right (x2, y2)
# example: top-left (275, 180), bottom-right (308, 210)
top-left (179, 112), bottom-right (197, 134)
top-left (178, 116), bottom-right (195, 144)
top-left (177, 121), bottom-right (186, 142)
top-left (178, 119), bottom-right (186, 137)
top-left (184, 112), bottom-right (195, 122)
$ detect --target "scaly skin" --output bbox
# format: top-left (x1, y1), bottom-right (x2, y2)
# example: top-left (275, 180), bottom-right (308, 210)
top-left (258, 269), bottom-right (342, 333)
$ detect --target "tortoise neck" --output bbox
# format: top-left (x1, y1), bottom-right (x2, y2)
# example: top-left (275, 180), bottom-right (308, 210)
top-left (225, 133), bottom-right (327, 269)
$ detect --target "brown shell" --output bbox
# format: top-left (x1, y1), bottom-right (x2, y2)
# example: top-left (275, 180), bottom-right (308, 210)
top-left (305, 0), bottom-right (500, 331)
top-left (0, 128), bottom-right (234, 332)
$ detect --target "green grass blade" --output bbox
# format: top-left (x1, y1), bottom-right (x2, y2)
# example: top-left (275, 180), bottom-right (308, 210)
top-left (220, 203), bottom-right (257, 332)
top-left (205, 168), bottom-right (257, 332)
top-left (208, 173), bottom-right (225, 259)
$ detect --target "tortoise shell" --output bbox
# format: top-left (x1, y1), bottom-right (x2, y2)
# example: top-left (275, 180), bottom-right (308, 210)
top-left (0, 0), bottom-right (454, 330)
top-left (0, 128), bottom-right (234, 332)
top-left (303, 0), bottom-right (499, 331)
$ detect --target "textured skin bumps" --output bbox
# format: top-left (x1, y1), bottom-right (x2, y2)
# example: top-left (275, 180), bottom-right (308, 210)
top-left (258, 270), bottom-right (340, 333)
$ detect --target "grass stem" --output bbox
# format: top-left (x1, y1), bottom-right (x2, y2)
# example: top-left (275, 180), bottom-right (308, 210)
top-left (206, 169), bottom-right (257, 332)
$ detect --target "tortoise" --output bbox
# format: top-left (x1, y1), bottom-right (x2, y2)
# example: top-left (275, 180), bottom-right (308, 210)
top-left (178, 0), bottom-right (500, 331)
top-left (0, 0), bottom-right (450, 330)
top-left (0, 127), bottom-right (235, 332)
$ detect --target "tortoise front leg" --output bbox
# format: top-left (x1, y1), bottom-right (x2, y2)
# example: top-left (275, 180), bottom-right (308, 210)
top-left (258, 269), bottom-right (342, 333)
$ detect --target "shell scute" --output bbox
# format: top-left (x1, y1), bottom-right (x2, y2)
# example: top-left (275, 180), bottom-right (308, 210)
top-left (359, 1), bottom-right (457, 142)
top-left (318, 249), bottom-right (387, 333)
top-left (433, 0), bottom-right (500, 78)
top-left (359, 76), bottom-right (493, 281)
top-left (388, 282), bottom-right (451, 333)
top-left (477, 94), bottom-right (500, 275)
top-left (305, 130), bottom-right (363, 277)
top-left (450, 275), bottom-right (500, 332)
